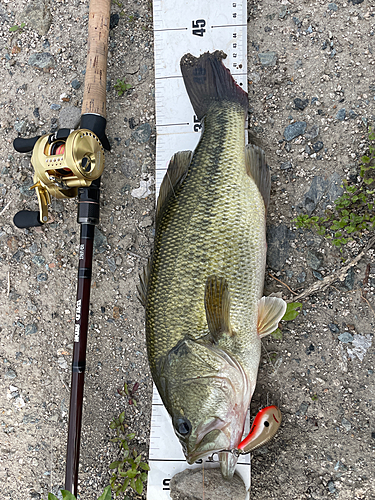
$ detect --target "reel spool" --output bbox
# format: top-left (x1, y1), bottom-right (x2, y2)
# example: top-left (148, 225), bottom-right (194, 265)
top-left (29, 129), bottom-right (105, 223)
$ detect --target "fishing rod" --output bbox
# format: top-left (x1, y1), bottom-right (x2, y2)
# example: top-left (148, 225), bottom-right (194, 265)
top-left (13, 0), bottom-right (111, 494)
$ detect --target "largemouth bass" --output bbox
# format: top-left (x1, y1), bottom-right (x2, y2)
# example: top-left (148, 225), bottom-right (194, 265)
top-left (140, 51), bottom-right (287, 478)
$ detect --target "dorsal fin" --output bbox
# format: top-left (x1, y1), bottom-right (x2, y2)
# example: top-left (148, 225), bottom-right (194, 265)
top-left (137, 257), bottom-right (152, 307)
top-left (245, 144), bottom-right (271, 210)
top-left (204, 275), bottom-right (232, 342)
top-left (156, 150), bottom-right (192, 228)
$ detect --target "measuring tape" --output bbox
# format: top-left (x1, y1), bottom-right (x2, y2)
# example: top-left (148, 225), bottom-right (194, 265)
top-left (149, 0), bottom-right (249, 498)
top-left (153, 0), bottom-right (247, 196)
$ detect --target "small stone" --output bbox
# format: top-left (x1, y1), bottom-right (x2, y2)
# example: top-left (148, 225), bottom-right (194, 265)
top-left (328, 2), bottom-right (338, 10)
top-left (293, 16), bottom-right (302, 28)
top-left (258, 52), bottom-right (278, 67)
top-left (280, 160), bottom-right (292, 170)
top-left (50, 103), bottom-right (61, 111)
top-left (140, 64), bottom-right (148, 75)
top-left (30, 491), bottom-right (41, 499)
top-left (22, 0), bottom-right (52, 36)
top-left (70, 79), bottom-right (81, 90)
top-left (132, 123), bottom-right (152, 143)
top-left (312, 141), bottom-right (323, 153)
top-left (32, 255), bottom-right (45, 266)
top-left (170, 468), bottom-right (246, 500)
top-left (328, 480), bottom-right (336, 493)
top-left (37, 273), bottom-right (48, 282)
top-left (94, 228), bottom-right (108, 254)
top-left (29, 243), bottom-right (38, 254)
top-left (296, 401), bottom-right (309, 416)
top-left (348, 0), bottom-right (364, 4)
top-left (23, 414), bottom-right (39, 424)
top-left (303, 176), bottom-right (329, 214)
top-left (306, 250), bottom-right (323, 270)
top-left (349, 110), bottom-right (357, 119)
top-left (329, 323), bottom-right (340, 333)
top-left (28, 52), bottom-right (55, 70)
top-left (341, 418), bottom-right (352, 432)
top-left (57, 357), bottom-right (68, 370)
top-left (14, 120), bottom-right (27, 135)
top-left (279, 5), bottom-right (288, 19)
top-left (139, 216), bottom-right (153, 228)
top-left (304, 124), bottom-right (319, 141)
top-left (60, 93), bottom-right (70, 102)
top-left (312, 270), bottom-right (323, 280)
top-left (131, 178), bottom-right (154, 199)
top-left (294, 98), bottom-right (309, 110)
top-left (27, 300), bottom-right (37, 312)
top-left (347, 334), bottom-right (373, 362)
top-left (297, 271), bottom-right (306, 283)
top-left (294, 59), bottom-right (303, 69)
top-left (338, 332), bottom-right (354, 343)
top-left (58, 106), bottom-right (81, 129)
top-left (4, 369), bottom-right (17, 379)
top-left (267, 224), bottom-right (293, 271)
top-left (110, 13), bottom-right (120, 29)
top-left (343, 268), bottom-right (355, 290)
top-left (336, 108), bottom-right (346, 121)
top-left (12, 249), bottom-right (25, 262)
top-left (284, 121), bottom-right (307, 141)
top-left (107, 257), bottom-right (116, 272)
top-left (25, 324), bottom-right (38, 335)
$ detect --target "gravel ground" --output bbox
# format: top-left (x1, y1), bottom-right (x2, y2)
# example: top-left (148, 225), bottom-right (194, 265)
top-left (1, 0), bottom-right (375, 499)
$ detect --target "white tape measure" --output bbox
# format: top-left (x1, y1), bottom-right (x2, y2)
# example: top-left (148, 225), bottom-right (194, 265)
top-left (149, 1), bottom-right (249, 498)
top-left (153, 0), bottom-right (247, 197)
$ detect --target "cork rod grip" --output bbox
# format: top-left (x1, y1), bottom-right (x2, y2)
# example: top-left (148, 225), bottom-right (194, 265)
top-left (81, 0), bottom-right (111, 118)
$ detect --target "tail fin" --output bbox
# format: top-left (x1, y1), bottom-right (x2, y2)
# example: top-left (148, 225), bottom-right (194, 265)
top-left (180, 51), bottom-right (248, 121)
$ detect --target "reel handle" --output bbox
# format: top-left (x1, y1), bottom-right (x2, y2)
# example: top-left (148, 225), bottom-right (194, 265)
top-left (13, 210), bottom-right (42, 228)
top-left (13, 136), bottom-right (41, 153)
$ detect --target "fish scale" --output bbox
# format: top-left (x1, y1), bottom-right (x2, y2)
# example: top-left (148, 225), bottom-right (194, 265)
top-left (146, 102), bottom-right (265, 384)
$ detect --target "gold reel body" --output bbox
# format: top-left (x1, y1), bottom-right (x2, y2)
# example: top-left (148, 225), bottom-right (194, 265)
top-left (30, 129), bottom-right (105, 222)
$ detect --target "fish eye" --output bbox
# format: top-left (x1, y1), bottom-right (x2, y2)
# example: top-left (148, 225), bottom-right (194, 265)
top-left (176, 417), bottom-right (192, 436)
top-left (264, 421), bottom-right (270, 427)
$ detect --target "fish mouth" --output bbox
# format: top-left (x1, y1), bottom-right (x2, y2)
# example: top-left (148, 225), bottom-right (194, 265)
top-left (186, 427), bottom-right (232, 464)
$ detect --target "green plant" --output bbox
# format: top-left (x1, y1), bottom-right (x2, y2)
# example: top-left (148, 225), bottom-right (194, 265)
top-left (9, 22), bottom-right (25, 33)
top-left (311, 394), bottom-right (318, 401)
top-left (109, 412), bottom-right (150, 496)
top-left (118, 381), bottom-right (139, 406)
top-left (271, 301), bottom-right (302, 339)
top-left (114, 78), bottom-right (132, 96)
top-left (44, 485), bottom-right (111, 500)
top-left (294, 127), bottom-right (375, 248)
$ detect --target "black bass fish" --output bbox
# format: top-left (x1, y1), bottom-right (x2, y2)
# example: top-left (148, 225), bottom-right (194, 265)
top-left (140, 51), bottom-right (286, 478)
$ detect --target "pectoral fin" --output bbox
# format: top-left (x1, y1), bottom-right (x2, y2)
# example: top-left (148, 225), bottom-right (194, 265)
top-left (245, 144), bottom-right (270, 210)
top-left (257, 296), bottom-right (287, 338)
top-left (204, 276), bottom-right (232, 342)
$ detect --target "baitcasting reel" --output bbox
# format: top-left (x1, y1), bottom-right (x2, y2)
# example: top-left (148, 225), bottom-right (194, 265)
top-left (13, 128), bottom-right (105, 227)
